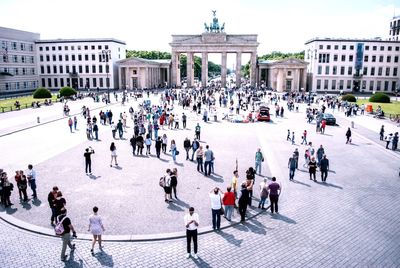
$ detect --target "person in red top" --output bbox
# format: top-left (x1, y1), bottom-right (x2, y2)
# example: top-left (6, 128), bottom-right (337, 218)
top-left (222, 186), bottom-right (235, 221)
top-left (321, 119), bottom-right (327, 134)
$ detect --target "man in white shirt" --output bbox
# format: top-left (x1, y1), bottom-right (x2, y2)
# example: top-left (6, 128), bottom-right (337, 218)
top-left (27, 164), bottom-right (37, 199)
top-left (184, 207), bottom-right (199, 259)
top-left (209, 187), bottom-right (222, 230)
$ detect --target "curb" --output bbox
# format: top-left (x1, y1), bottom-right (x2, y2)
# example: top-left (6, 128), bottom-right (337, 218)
top-left (0, 205), bottom-right (269, 242)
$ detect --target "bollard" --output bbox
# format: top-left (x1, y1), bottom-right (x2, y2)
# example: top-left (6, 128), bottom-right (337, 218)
top-left (37, 116), bottom-right (40, 123)
top-left (351, 121), bottom-right (354, 128)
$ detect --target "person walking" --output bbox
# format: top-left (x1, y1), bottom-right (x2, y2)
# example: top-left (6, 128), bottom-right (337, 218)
top-left (110, 142), bottom-right (118, 167)
top-left (291, 131), bottom-right (295, 145)
top-left (84, 147), bottom-right (95, 175)
top-left (27, 164), bottom-right (37, 199)
top-left (346, 127), bottom-right (352, 144)
top-left (308, 156), bottom-right (317, 181)
top-left (268, 177), bottom-right (281, 214)
top-left (301, 130), bottom-right (308, 145)
top-left (380, 125), bottom-right (385, 141)
top-left (320, 155), bottom-right (330, 182)
top-left (288, 154), bottom-right (297, 181)
top-left (204, 145), bottom-right (213, 176)
top-left (238, 183), bottom-right (249, 222)
top-left (258, 178), bottom-right (269, 209)
top-left (54, 191), bottom-right (66, 219)
top-left (209, 187), bottom-right (222, 230)
top-left (195, 123), bottom-right (201, 140)
top-left (88, 206), bottom-right (105, 255)
top-left (48, 186), bottom-right (59, 226)
top-left (170, 139), bottom-right (178, 162)
top-left (184, 207), bottom-right (199, 259)
top-left (254, 148), bottom-right (264, 175)
top-left (57, 208), bottom-right (76, 262)
top-left (184, 137), bottom-right (191, 160)
top-left (222, 186), bottom-right (235, 221)
top-left (195, 146), bottom-right (204, 173)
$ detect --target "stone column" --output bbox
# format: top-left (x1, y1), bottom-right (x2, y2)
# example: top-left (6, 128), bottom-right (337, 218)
top-left (146, 67), bottom-right (150, 89)
top-left (235, 52), bottom-right (242, 87)
top-left (250, 52), bottom-right (257, 87)
top-left (276, 69), bottom-right (283, 92)
top-left (171, 51), bottom-right (178, 87)
top-left (125, 67), bottom-right (130, 89)
top-left (294, 69), bottom-right (300, 91)
top-left (187, 52), bottom-right (194, 87)
top-left (118, 66), bottom-right (122, 89)
top-left (302, 68), bottom-right (307, 91)
top-left (221, 52), bottom-right (227, 88)
top-left (166, 67), bottom-right (170, 87)
top-left (201, 52), bottom-right (208, 88)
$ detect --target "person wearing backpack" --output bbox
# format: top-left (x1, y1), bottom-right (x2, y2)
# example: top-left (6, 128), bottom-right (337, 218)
top-left (161, 169), bottom-right (172, 203)
top-left (57, 208), bottom-right (76, 262)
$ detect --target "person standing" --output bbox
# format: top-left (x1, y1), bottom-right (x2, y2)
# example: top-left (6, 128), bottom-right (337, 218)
top-left (254, 148), bottom-right (264, 175)
top-left (392, 132), bottom-right (399, 151)
top-left (145, 134), bottom-right (152, 155)
top-left (17, 172), bottom-right (28, 202)
top-left (88, 206), bottom-right (105, 255)
top-left (293, 148), bottom-right (299, 169)
top-left (204, 145), bottom-right (213, 176)
top-left (170, 168), bottom-right (178, 199)
top-left (258, 178), bottom-right (269, 209)
top-left (110, 142), bottom-right (118, 167)
top-left (346, 127), bottom-right (352, 144)
top-left (130, 135), bottom-right (137, 155)
top-left (268, 177), bottom-right (281, 214)
top-left (238, 183), bottom-right (249, 222)
top-left (58, 208), bottom-right (76, 262)
top-left (379, 125), bottom-right (385, 141)
top-left (385, 133), bottom-right (393, 149)
top-left (316, 145), bottom-right (325, 167)
top-left (301, 130), bottom-right (308, 145)
top-left (155, 137), bottom-right (162, 158)
top-left (170, 139), bottom-right (177, 162)
top-left (182, 113), bottom-right (187, 129)
top-left (27, 164), bottom-right (37, 199)
top-left (191, 138), bottom-right (200, 161)
top-left (195, 123), bottom-right (201, 140)
top-left (184, 137), bottom-right (191, 160)
top-left (73, 116), bottom-right (78, 130)
top-left (93, 123), bottom-right (99, 141)
top-left (163, 169), bottom-right (172, 202)
top-left (68, 117), bottom-right (73, 133)
top-left (321, 119), bottom-right (326, 134)
top-left (246, 167), bottom-right (256, 206)
top-left (184, 207), bottom-right (199, 259)
top-left (222, 186), bottom-right (235, 221)
top-left (308, 157), bottom-right (317, 181)
top-left (84, 147), bottom-right (95, 175)
top-left (47, 186), bottom-right (59, 226)
top-left (320, 155), bottom-right (330, 182)
top-left (195, 146), bottom-right (204, 173)
top-left (117, 120), bottom-right (124, 139)
top-left (288, 154), bottom-right (297, 181)
top-left (162, 134), bottom-right (168, 154)
top-left (209, 187), bottom-right (222, 230)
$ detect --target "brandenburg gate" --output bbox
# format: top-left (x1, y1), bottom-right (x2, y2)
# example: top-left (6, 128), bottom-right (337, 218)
top-left (170, 11), bottom-right (259, 88)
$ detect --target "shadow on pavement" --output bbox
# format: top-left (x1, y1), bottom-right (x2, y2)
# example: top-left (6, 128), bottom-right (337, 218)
top-left (271, 213), bottom-right (297, 224)
top-left (21, 201), bottom-right (32, 210)
top-left (173, 198), bottom-right (190, 209)
top-left (206, 173), bottom-right (224, 182)
top-left (216, 230), bottom-right (243, 247)
top-left (174, 162), bottom-right (184, 167)
top-left (31, 198), bottom-right (42, 207)
top-left (158, 158), bottom-right (170, 163)
top-left (315, 181), bottom-right (343, 189)
top-left (113, 166), bottom-right (122, 170)
top-left (65, 249), bottom-right (84, 268)
top-left (193, 257), bottom-right (212, 268)
top-left (292, 179), bottom-right (311, 187)
top-left (167, 202), bottom-right (184, 211)
top-left (88, 174), bottom-right (101, 180)
top-left (93, 250), bottom-right (114, 267)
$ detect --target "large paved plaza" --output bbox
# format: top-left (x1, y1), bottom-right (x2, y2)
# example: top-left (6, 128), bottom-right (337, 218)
top-left (0, 92), bottom-right (399, 267)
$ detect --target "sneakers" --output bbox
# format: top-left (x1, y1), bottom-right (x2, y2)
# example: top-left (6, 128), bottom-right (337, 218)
top-left (186, 253), bottom-right (191, 259)
top-left (61, 254), bottom-right (68, 261)
top-left (91, 249), bottom-right (94, 255)
top-left (193, 254), bottom-right (198, 259)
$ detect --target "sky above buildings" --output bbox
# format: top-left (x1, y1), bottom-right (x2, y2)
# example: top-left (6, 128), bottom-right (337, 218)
top-left (0, 0), bottom-right (399, 64)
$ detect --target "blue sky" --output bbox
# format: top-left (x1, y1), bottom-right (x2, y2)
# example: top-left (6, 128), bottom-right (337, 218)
top-left (0, 0), bottom-right (398, 59)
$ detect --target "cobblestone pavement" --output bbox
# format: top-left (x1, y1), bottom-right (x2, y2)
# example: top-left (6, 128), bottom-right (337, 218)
top-left (1, 94), bottom-right (400, 267)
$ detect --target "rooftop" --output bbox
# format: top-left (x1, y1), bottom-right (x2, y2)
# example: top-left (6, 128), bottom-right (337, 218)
top-left (35, 38), bottom-right (126, 45)
top-left (305, 37), bottom-right (400, 45)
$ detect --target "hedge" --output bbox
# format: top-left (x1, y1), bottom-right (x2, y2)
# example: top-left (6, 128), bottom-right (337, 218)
top-left (59, 87), bottom-right (77, 97)
top-left (341, 94), bottom-right (356, 102)
top-left (33, 87), bottom-right (52, 99)
top-left (369, 92), bottom-right (390, 103)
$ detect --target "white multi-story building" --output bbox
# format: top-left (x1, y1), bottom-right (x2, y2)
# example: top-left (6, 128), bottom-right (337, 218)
top-left (389, 15), bottom-right (400, 41)
top-left (305, 38), bottom-right (400, 93)
top-left (35, 38), bottom-right (126, 91)
top-left (0, 27), bottom-right (40, 95)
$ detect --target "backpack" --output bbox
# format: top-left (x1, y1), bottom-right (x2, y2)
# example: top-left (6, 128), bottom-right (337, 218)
top-left (195, 126), bottom-right (200, 132)
top-left (159, 176), bottom-right (166, 187)
top-left (54, 216), bottom-right (67, 236)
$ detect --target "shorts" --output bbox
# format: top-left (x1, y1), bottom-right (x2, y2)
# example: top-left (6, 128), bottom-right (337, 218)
top-left (164, 186), bottom-right (171, 194)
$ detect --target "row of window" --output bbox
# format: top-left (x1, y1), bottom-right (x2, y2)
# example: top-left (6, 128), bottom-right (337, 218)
top-left (316, 79), bottom-right (397, 91)
top-left (38, 44), bottom-right (113, 51)
top-left (316, 65), bottom-right (398, 77)
top-left (0, 54), bottom-right (35, 64)
top-left (3, 81), bottom-right (37, 91)
top-left (314, 53), bottom-right (399, 63)
top-left (0, 67), bottom-right (35, 76)
top-left (41, 77), bottom-right (110, 89)
top-left (318, 44), bottom-right (400, 51)
top-left (1, 41), bottom-right (34, 52)
top-left (40, 64), bottom-right (110, 74)
top-left (40, 53), bottom-right (99, 62)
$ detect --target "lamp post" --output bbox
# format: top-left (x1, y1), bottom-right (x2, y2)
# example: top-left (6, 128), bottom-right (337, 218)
top-left (99, 49), bottom-right (111, 102)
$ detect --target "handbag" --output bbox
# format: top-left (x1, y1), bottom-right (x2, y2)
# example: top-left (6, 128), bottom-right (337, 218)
top-left (175, 150), bottom-right (180, 155)
top-left (220, 196), bottom-right (225, 215)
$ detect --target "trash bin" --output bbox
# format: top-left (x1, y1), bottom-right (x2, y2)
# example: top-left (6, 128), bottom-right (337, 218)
top-left (366, 104), bottom-right (373, 113)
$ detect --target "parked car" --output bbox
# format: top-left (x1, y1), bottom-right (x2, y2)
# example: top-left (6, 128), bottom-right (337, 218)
top-left (317, 113), bottom-right (336, 125)
top-left (257, 106), bottom-right (271, 122)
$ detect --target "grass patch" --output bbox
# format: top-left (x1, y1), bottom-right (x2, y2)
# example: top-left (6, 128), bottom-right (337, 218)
top-left (0, 95), bottom-right (58, 112)
top-left (357, 99), bottom-right (400, 116)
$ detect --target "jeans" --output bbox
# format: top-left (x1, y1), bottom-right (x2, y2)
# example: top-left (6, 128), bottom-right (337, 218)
top-left (197, 158), bottom-right (204, 172)
top-left (69, 125), bottom-right (72, 132)
top-left (186, 229), bottom-right (198, 254)
top-left (259, 197), bottom-right (267, 208)
top-left (269, 195), bottom-right (279, 213)
top-left (289, 168), bottom-right (295, 180)
top-left (195, 132), bottom-right (200, 140)
top-left (224, 205), bottom-right (234, 220)
top-left (94, 131), bottom-right (98, 140)
top-left (321, 170), bottom-right (328, 181)
top-left (185, 148), bottom-right (190, 160)
top-left (85, 160), bottom-right (91, 173)
top-left (255, 161), bottom-right (262, 174)
top-left (211, 209), bottom-right (221, 229)
top-left (191, 149), bottom-right (197, 161)
top-left (154, 130), bottom-right (158, 140)
top-left (309, 170), bottom-right (316, 180)
top-left (118, 129), bottom-right (123, 139)
top-left (30, 180), bottom-right (37, 198)
top-left (61, 233), bottom-right (73, 259)
top-left (204, 161), bottom-right (211, 176)
top-left (183, 120), bottom-right (186, 128)
top-left (162, 144), bottom-right (167, 153)
top-left (172, 149), bottom-right (176, 161)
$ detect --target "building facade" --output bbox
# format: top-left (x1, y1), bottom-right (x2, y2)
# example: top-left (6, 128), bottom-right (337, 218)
top-left (305, 38), bottom-right (400, 93)
top-left (389, 15), bottom-right (400, 41)
top-left (0, 27), bottom-right (40, 95)
top-left (35, 38), bottom-right (126, 91)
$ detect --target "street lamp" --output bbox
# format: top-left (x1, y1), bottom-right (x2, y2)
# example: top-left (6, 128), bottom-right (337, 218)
top-left (99, 49), bottom-right (111, 102)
